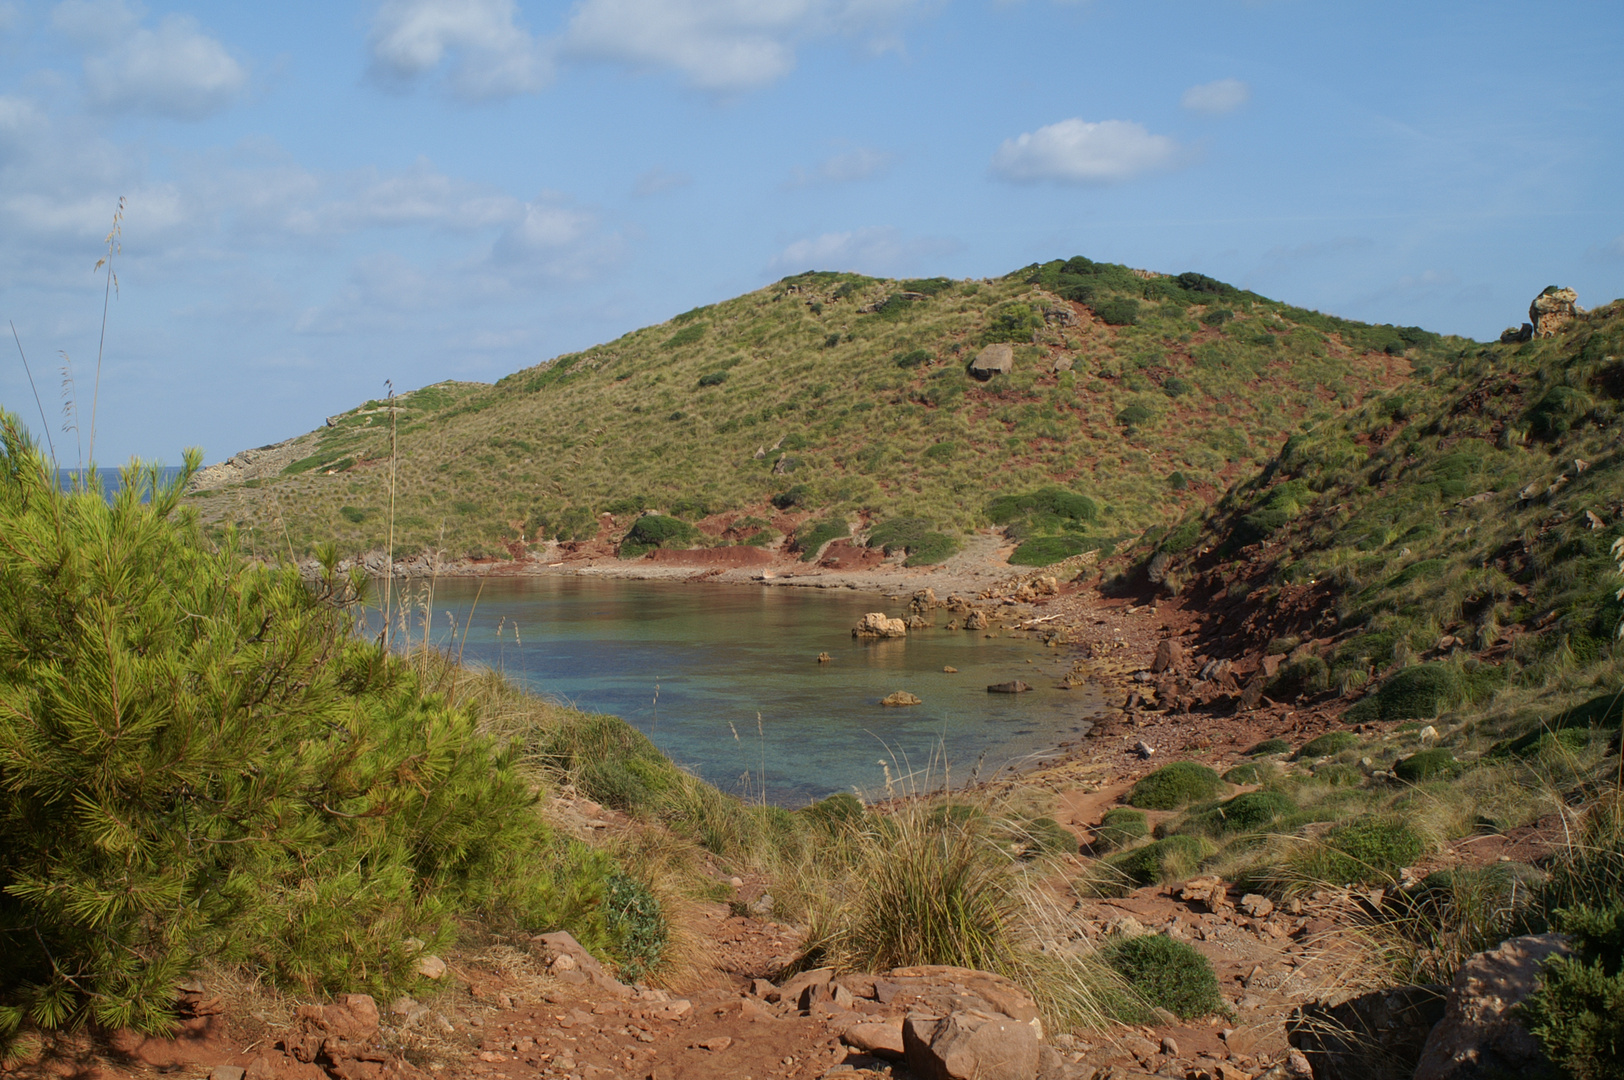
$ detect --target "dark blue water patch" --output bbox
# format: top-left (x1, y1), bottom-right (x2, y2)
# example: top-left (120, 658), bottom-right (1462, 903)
top-left (57, 466), bottom-right (186, 503)
top-left (369, 575), bottom-right (1103, 806)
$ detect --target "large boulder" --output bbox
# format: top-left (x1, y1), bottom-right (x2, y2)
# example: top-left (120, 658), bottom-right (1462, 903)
top-left (854, 612), bottom-right (908, 639)
top-left (1530, 287), bottom-right (1579, 337)
top-left (1412, 933), bottom-right (1568, 1080)
top-left (969, 343), bottom-right (1014, 380)
top-left (903, 1009), bottom-right (1040, 1080)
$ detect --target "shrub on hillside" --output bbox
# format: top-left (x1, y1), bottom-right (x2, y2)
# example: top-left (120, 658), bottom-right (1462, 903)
top-left (697, 370), bottom-right (729, 387)
top-left (1107, 835), bottom-right (1215, 886)
top-left (1009, 535), bottom-right (1089, 566)
top-left (984, 302), bottom-right (1043, 343)
top-left (1102, 934), bottom-right (1226, 1020)
top-left (866, 517), bottom-right (961, 566)
top-left (1247, 738), bottom-right (1292, 756)
top-left (1351, 662), bottom-right (1505, 723)
top-left (1128, 762), bottom-right (1224, 810)
top-left (795, 517), bottom-right (850, 561)
top-left (619, 513), bottom-right (699, 558)
top-left (1521, 905), bottom-right (1624, 1080)
top-left (986, 486), bottom-right (1099, 528)
top-left (1291, 815), bottom-right (1426, 886)
top-left (894, 348), bottom-right (932, 368)
top-left (1094, 298), bottom-right (1140, 326)
top-left (1296, 730), bottom-right (1359, 758)
top-left (1394, 748), bottom-right (1461, 782)
top-left (1093, 808), bottom-right (1149, 851)
top-left (0, 421), bottom-right (632, 1045)
top-left (1205, 790), bottom-right (1295, 834)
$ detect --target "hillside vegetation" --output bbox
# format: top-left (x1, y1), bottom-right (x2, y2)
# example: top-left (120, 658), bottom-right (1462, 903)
top-left (186, 258), bottom-right (1465, 560)
top-left (1146, 296), bottom-right (1624, 703)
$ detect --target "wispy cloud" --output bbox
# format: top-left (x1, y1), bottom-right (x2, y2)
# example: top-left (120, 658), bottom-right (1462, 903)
top-left (768, 225), bottom-right (957, 277)
top-left (991, 119), bottom-right (1182, 184)
top-left (785, 146), bottom-right (893, 187)
top-left (54, 0), bottom-right (247, 120)
top-left (368, 0), bottom-right (552, 100)
top-left (633, 166), bottom-right (691, 197)
top-left (1180, 77), bottom-right (1250, 116)
top-left (563, 0), bottom-right (925, 92)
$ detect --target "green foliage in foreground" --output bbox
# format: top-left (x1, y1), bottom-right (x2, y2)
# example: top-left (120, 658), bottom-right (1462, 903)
top-left (1106, 835), bottom-right (1215, 886)
top-left (1102, 934), bottom-right (1226, 1020)
top-left (0, 417), bottom-right (636, 1048)
top-left (1093, 808), bottom-right (1149, 851)
top-left (1128, 762), bottom-right (1225, 810)
top-left (1290, 815), bottom-right (1425, 886)
top-left (1522, 905), bottom-right (1624, 1080)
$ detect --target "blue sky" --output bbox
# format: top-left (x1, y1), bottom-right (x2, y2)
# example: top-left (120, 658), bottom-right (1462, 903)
top-left (1, 0), bottom-right (1620, 466)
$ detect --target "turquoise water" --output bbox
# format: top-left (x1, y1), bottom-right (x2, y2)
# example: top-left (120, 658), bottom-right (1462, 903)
top-left (57, 466), bottom-right (186, 502)
top-left (379, 576), bottom-right (1101, 806)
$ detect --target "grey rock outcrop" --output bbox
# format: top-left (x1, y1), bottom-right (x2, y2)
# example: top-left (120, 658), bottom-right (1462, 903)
top-left (969, 343), bottom-right (1014, 380)
top-left (1530, 287), bottom-right (1579, 337)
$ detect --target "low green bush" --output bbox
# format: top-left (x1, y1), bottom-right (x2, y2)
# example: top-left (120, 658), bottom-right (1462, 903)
top-left (1128, 762), bottom-right (1225, 810)
top-left (1394, 748), bottom-right (1461, 782)
top-left (1521, 905), bottom-right (1624, 1080)
top-left (1094, 298), bottom-right (1140, 326)
top-left (1102, 933), bottom-right (1226, 1020)
top-left (619, 513), bottom-right (699, 558)
top-left (1208, 790), bottom-right (1294, 834)
top-left (1108, 835), bottom-right (1215, 885)
top-left (802, 792), bottom-right (866, 831)
top-left (1247, 738), bottom-right (1291, 756)
top-left (795, 517), bottom-right (850, 561)
top-left (986, 487), bottom-right (1099, 527)
top-left (866, 517), bottom-right (961, 566)
top-left (697, 370), bottom-right (728, 387)
top-left (1009, 536), bottom-right (1089, 566)
top-left (1269, 656), bottom-right (1330, 699)
top-left (1222, 763), bottom-right (1262, 784)
top-left (1010, 816), bottom-right (1077, 859)
top-left (1356, 662), bottom-right (1504, 722)
top-left (895, 349), bottom-right (932, 368)
top-left (1094, 808), bottom-right (1149, 851)
top-left (1297, 731), bottom-right (1359, 758)
top-left (1293, 815), bottom-right (1426, 885)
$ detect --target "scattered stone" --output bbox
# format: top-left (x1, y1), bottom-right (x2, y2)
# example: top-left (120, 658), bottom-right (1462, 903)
top-left (943, 665), bottom-right (958, 673)
top-left (209, 1068), bottom-right (246, 1080)
top-left (1180, 876), bottom-right (1233, 913)
top-left (969, 343), bottom-right (1015, 380)
top-left (1287, 1048), bottom-right (1315, 1077)
top-left (881, 691), bottom-right (923, 707)
top-left (1412, 933), bottom-right (1569, 1080)
top-left (854, 612), bottom-right (908, 639)
top-left (698, 1036), bottom-right (733, 1052)
top-left (1104, 915), bottom-right (1148, 938)
top-left (986, 680), bottom-right (1031, 694)
top-left (1160, 1035), bottom-right (1179, 1056)
top-left (1418, 725), bottom-right (1439, 744)
top-left (904, 1009), bottom-right (1039, 1080)
top-left (415, 954), bottom-right (447, 980)
top-left (1240, 894), bottom-right (1275, 919)
top-left (818, 652), bottom-right (833, 662)
top-left (965, 611), bottom-right (989, 631)
top-left (1134, 740), bottom-right (1156, 759)
top-left (1151, 639), bottom-right (1184, 674)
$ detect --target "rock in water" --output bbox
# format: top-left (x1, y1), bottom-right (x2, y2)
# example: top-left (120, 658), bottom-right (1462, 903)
top-left (853, 612), bottom-right (908, 639)
top-left (817, 651), bottom-right (832, 662)
top-left (986, 680), bottom-right (1030, 694)
top-left (965, 611), bottom-right (989, 630)
top-left (881, 691), bottom-right (922, 707)
top-left (1529, 286), bottom-right (1578, 337)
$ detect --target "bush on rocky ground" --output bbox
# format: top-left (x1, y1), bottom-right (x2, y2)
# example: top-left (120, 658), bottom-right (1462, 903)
top-left (1128, 762), bottom-right (1225, 810)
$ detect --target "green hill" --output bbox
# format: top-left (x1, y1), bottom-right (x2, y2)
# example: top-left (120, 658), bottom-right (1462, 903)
top-left (187, 258), bottom-right (1467, 561)
top-left (1143, 293), bottom-right (1624, 703)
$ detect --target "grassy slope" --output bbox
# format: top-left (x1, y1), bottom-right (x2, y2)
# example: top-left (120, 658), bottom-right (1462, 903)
top-left (1149, 296), bottom-right (1624, 696)
top-left (188, 260), bottom-right (1465, 559)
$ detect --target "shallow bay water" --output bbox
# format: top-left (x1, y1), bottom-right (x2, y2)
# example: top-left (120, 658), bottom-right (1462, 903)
top-left (380, 575), bottom-right (1101, 805)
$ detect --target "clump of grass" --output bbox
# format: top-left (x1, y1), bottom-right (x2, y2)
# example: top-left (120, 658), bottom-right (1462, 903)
top-left (1093, 808), bottom-right (1149, 851)
top-left (794, 516), bottom-right (849, 561)
top-left (1192, 790), bottom-right (1295, 835)
top-left (1128, 762), bottom-right (1225, 810)
top-left (796, 797), bottom-right (1128, 1032)
top-left (1248, 738), bottom-right (1291, 756)
top-left (1283, 815), bottom-right (1427, 889)
top-left (618, 513), bottom-right (699, 558)
top-left (1009, 535), bottom-right (1092, 566)
top-left (866, 517), bottom-right (961, 566)
top-left (1105, 834), bottom-right (1215, 886)
top-left (1101, 934), bottom-right (1227, 1020)
top-left (1297, 730), bottom-right (1359, 758)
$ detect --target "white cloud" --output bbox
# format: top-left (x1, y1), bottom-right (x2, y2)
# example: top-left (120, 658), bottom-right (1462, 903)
top-left (768, 225), bottom-right (957, 277)
top-left (368, 0), bottom-right (551, 100)
top-left (1180, 77), bottom-right (1250, 116)
top-left (65, 2), bottom-right (248, 119)
top-left (991, 118), bottom-right (1181, 184)
top-left (563, 0), bottom-right (922, 92)
top-left (786, 146), bottom-right (892, 187)
top-left (633, 166), bottom-right (691, 197)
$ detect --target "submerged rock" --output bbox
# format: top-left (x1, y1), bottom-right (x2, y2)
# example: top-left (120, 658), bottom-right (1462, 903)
top-left (986, 680), bottom-right (1031, 694)
top-left (881, 691), bottom-right (922, 707)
